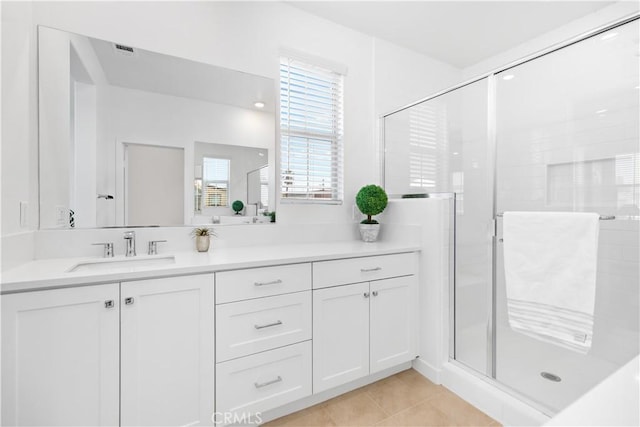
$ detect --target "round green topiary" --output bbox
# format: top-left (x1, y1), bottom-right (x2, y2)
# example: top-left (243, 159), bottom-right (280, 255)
top-left (232, 200), bottom-right (244, 214)
top-left (356, 185), bottom-right (388, 224)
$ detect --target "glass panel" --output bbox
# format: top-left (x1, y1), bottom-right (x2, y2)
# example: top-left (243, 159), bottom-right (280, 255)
top-left (495, 19), bottom-right (639, 412)
top-left (384, 79), bottom-right (492, 375)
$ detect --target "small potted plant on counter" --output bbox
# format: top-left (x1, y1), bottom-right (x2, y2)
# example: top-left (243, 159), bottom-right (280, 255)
top-left (232, 200), bottom-right (244, 215)
top-left (356, 184), bottom-right (388, 242)
top-left (191, 227), bottom-right (216, 252)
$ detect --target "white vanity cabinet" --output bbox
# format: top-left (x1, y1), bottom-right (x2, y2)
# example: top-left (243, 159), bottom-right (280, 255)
top-left (312, 253), bottom-right (418, 393)
top-left (215, 264), bottom-right (312, 420)
top-left (2, 284), bottom-right (120, 426)
top-left (1, 274), bottom-right (214, 427)
top-left (120, 275), bottom-right (214, 426)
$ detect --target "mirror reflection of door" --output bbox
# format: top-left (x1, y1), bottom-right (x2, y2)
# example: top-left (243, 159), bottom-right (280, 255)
top-left (124, 143), bottom-right (184, 226)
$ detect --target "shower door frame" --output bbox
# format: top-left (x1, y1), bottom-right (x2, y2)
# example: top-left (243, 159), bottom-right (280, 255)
top-left (380, 11), bottom-right (640, 417)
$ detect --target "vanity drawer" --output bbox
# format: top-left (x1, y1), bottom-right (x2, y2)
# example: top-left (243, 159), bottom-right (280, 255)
top-left (216, 263), bottom-right (311, 304)
top-left (313, 252), bottom-right (417, 289)
top-left (216, 341), bottom-right (312, 417)
top-left (216, 291), bottom-right (311, 362)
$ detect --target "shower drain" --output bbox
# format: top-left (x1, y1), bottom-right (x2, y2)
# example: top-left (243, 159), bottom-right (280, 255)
top-left (540, 372), bottom-right (562, 382)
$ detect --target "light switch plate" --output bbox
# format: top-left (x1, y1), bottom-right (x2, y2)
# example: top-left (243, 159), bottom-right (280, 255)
top-left (55, 206), bottom-right (67, 227)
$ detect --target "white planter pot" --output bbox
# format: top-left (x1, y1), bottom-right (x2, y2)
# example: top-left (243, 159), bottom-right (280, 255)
top-left (359, 223), bottom-right (381, 242)
top-left (196, 235), bottom-right (210, 252)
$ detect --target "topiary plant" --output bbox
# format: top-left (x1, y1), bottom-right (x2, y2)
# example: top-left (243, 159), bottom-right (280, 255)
top-left (232, 200), bottom-right (244, 215)
top-left (191, 227), bottom-right (216, 237)
top-left (356, 185), bottom-right (388, 224)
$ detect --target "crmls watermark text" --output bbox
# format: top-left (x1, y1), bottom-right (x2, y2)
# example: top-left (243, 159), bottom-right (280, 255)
top-left (212, 411), bottom-right (263, 425)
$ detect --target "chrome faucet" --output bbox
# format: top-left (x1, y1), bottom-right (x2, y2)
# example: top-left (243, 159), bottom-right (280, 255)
top-left (124, 231), bottom-right (136, 257)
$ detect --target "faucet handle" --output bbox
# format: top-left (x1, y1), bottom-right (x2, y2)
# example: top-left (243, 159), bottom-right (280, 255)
top-left (148, 240), bottom-right (167, 255)
top-left (92, 242), bottom-right (114, 258)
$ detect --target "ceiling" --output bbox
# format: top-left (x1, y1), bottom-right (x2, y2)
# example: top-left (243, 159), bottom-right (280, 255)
top-left (288, 1), bottom-right (615, 68)
top-left (88, 37), bottom-right (275, 112)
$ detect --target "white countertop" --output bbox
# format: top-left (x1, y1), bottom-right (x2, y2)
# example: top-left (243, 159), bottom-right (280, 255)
top-left (1, 240), bottom-right (420, 294)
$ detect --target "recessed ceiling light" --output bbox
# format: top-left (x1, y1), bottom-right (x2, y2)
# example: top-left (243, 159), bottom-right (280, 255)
top-left (502, 74), bottom-right (515, 81)
top-left (254, 101), bottom-right (265, 109)
top-left (596, 109), bottom-right (608, 115)
top-left (453, 152), bottom-right (459, 155)
top-left (600, 32), bottom-right (618, 41)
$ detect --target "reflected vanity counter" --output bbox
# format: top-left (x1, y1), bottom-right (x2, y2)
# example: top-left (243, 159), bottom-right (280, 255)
top-left (1, 240), bottom-right (420, 293)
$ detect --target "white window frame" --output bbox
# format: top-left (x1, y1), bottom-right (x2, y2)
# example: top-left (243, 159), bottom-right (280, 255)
top-left (279, 54), bottom-right (345, 204)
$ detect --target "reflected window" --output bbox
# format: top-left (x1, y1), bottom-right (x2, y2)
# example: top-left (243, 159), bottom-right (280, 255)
top-left (203, 157), bottom-right (230, 207)
top-left (260, 166), bottom-right (269, 209)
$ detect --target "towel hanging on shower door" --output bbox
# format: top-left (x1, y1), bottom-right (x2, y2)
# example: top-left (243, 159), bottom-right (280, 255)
top-left (503, 211), bottom-right (600, 354)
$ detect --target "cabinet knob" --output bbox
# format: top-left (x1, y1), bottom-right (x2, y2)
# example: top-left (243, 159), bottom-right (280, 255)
top-left (372, 291), bottom-right (379, 297)
top-left (124, 297), bottom-right (134, 305)
top-left (364, 292), bottom-right (370, 298)
top-left (104, 300), bottom-right (115, 308)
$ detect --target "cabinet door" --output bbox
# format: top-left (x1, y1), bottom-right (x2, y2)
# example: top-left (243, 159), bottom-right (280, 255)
top-left (312, 282), bottom-right (370, 393)
top-left (1, 284), bottom-right (119, 426)
top-left (370, 276), bottom-right (418, 373)
top-left (121, 274), bottom-right (214, 426)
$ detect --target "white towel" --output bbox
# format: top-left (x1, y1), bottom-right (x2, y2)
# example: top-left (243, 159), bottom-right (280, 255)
top-left (503, 211), bottom-right (600, 354)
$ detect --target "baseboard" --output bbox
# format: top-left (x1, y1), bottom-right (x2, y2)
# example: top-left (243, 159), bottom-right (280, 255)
top-left (412, 357), bottom-right (442, 384)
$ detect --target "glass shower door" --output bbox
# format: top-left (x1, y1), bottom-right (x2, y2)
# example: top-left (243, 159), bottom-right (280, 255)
top-left (494, 18), bottom-right (640, 412)
top-left (382, 79), bottom-right (492, 376)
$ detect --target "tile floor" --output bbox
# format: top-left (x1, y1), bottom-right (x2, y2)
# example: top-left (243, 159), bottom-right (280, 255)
top-left (264, 369), bottom-right (500, 426)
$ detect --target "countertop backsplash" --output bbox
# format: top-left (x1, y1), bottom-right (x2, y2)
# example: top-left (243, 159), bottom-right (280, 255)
top-left (1, 222), bottom-right (421, 273)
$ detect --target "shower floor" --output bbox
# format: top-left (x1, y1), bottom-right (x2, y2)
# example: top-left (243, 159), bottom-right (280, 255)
top-left (495, 324), bottom-right (619, 413)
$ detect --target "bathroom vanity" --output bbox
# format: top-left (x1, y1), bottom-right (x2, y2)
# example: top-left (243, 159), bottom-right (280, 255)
top-left (1, 242), bottom-right (419, 426)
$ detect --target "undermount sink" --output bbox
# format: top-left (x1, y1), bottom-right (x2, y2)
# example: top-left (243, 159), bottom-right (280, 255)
top-left (68, 255), bottom-right (176, 273)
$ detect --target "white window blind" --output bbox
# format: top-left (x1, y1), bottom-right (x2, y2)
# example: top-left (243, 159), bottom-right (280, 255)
top-left (203, 157), bottom-right (230, 207)
top-left (280, 56), bottom-right (344, 202)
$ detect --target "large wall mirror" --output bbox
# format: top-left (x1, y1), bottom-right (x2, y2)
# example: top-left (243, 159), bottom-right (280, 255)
top-left (38, 26), bottom-right (275, 228)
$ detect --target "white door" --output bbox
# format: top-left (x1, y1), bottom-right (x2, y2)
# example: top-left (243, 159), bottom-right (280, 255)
top-left (125, 143), bottom-right (184, 226)
top-left (1, 284), bottom-right (120, 426)
top-left (312, 282), bottom-right (370, 393)
top-left (370, 276), bottom-right (418, 373)
top-left (120, 274), bottom-right (214, 426)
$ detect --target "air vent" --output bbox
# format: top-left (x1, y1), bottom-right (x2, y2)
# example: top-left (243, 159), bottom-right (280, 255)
top-left (113, 43), bottom-right (137, 57)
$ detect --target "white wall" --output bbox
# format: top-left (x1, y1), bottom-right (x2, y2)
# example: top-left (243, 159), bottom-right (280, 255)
top-left (1, 2), bottom-right (38, 235)
top-left (374, 38), bottom-right (460, 117)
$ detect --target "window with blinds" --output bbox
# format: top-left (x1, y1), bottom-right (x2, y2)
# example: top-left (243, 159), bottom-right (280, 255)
top-left (280, 56), bottom-right (344, 202)
top-left (203, 157), bottom-right (230, 207)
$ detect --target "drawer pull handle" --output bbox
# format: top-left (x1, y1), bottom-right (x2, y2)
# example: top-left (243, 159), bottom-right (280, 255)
top-left (254, 376), bottom-right (282, 388)
top-left (361, 267), bottom-right (382, 272)
top-left (254, 320), bottom-right (283, 329)
top-left (254, 279), bottom-right (283, 287)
